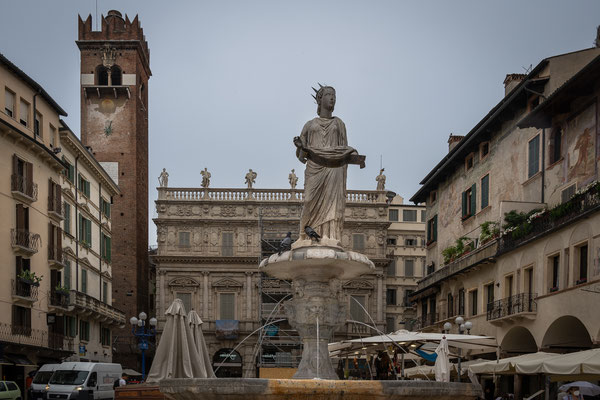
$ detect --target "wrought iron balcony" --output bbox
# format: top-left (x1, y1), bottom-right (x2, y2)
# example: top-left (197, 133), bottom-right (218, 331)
top-left (498, 188), bottom-right (600, 255)
top-left (48, 246), bottom-right (65, 269)
top-left (48, 194), bottom-right (63, 220)
top-left (49, 290), bottom-right (70, 309)
top-left (486, 293), bottom-right (537, 322)
top-left (11, 229), bottom-right (41, 255)
top-left (0, 323), bottom-right (73, 352)
top-left (11, 174), bottom-right (38, 202)
top-left (412, 313), bottom-right (439, 331)
top-left (69, 290), bottom-right (126, 326)
top-left (11, 279), bottom-right (39, 303)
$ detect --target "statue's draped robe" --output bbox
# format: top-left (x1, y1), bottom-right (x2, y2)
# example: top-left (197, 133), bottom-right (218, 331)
top-left (299, 117), bottom-right (356, 242)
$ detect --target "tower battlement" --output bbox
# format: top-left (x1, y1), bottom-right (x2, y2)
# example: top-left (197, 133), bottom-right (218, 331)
top-left (78, 10), bottom-right (150, 67)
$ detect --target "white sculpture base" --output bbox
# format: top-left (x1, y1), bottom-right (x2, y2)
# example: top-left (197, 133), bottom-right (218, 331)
top-left (259, 245), bottom-right (375, 379)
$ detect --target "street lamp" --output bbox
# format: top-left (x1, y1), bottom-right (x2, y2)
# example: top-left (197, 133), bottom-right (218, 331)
top-left (130, 312), bottom-right (157, 381)
top-left (452, 316), bottom-right (472, 382)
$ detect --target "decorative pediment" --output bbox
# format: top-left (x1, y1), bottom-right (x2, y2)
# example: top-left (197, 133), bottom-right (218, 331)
top-left (79, 257), bottom-right (92, 268)
top-left (79, 202), bottom-right (91, 214)
top-left (212, 278), bottom-right (243, 288)
top-left (168, 277), bottom-right (200, 288)
top-left (343, 280), bottom-right (374, 290)
top-left (62, 186), bottom-right (76, 200)
top-left (63, 247), bottom-right (76, 257)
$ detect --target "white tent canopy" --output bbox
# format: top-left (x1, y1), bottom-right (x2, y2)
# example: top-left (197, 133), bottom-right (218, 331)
top-left (404, 359), bottom-right (488, 378)
top-left (515, 348), bottom-right (600, 375)
top-left (469, 352), bottom-right (562, 375)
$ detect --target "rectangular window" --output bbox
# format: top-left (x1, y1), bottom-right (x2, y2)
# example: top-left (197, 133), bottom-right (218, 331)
top-left (349, 295), bottom-right (366, 322)
top-left (178, 231), bottom-right (190, 247)
top-left (578, 244), bottom-right (588, 283)
top-left (404, 290), bottom-right (414, 307)
top-left (458, 289), bottom-right (465, 315)
top-left (48, 179), bottom-right (62, 215)
top-left (387, 259), bottom-right (396, 277)
top-left (470, 289), bottom-right (478, 316)
top-left (528, 134), bottom-right (540, 178)
top-left (421, 210), bottom-right (426, 222)
top-left (352, 234), bottom-right (365, 251)
top-left (103, 282), bottom-right (108, 303)
top-left (426, 215), bottom-right (437, 244)
top-left (79, 214), bottom-right (92, 247)
top-left (101, 198), bottom-right (111, 218)
top-left (405, 259), bottom-right (414, 277)
top-left (177, 293), bottom-right (192, 313)
top-left (447, 293), bottom-right (454, 317)
top-left (19, 99), bottom-right (29, 127)
top-left (64, 260), bottom-right (71, 289)
top-left (219, 293), bottom-right (235, 319)
top-left (386, 317), bottom-right (395, 334)
top-left (462, 184), bottom-right (476, 219)
top-left (386, 288), bottom-right (397, 306)
top-left (549, 255), bottom-right (559, 291)
top-left (100, 325), bottom-right (111, 346)
top-left (5, 89), bottom-right (15, 117)
top-left (62, 157), bottom-right (74, 183)
top-left (481, 174), bottom-right (489, 210)
top-left (12, 305), bottom-right (31, 336)
top-left (485, 283), bottom-right (494, 312)
top-left (403, 209), bottom-right (417, 222)
top-left (387, 237), bottom-right (397, 246)
top-left (65, 316), bottom-right (76, 337)
top-left (480, 141), bottom-right (490, 159)
top-left (63, 202), bottom-right (71, 234)
top-left (561, 184), bottom-right (576, 203)
top-left (49, 124), bottom-right (57, 148)
top-left (81, 269), bottom-right (87, 294)
top-left (430, 191), bottom-right (437, 204)
top-left (465, 153), bottom-right (474, 171)
top-left (34, 112), bottom-right (42, 137)
top-left (79, 320), bottom-right (90, 341)
top-left (78, 174), bottom-right (90, 198)
top-left (405, 238), bottom-right (416, 246)
top-left (101, 233), bottom-right (111, 262)
top-left (550, 127), bottom-right (562, 164)
top-left (389, 209), bottom-right (398, 221)
top-left (222, 232), bottom-right (234, 256)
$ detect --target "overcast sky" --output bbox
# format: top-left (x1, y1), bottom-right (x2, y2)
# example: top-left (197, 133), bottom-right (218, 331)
top-left (2, 0), bottom-right (600, 245)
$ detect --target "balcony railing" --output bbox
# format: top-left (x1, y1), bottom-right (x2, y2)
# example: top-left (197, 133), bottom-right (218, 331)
top-left (69, 290), bottom-right (126, 326)
top-left (48, 246), bottom-right (65, 268)
top-left (486, 293), bottom-right (537, 321)
top-left (48, 194), bottom-right (63, 219)
top-left (157, 187), bottom-right (387, 204)
top-left (11, 279), bottom-right (39, 302)
top-left (49, 291), bottom-right (70, 309)
top-left (412, 313), bottom-right (439, 331)
top-left (0, 322), bottom-right (73, 352)
top-left (11, 229), bottom-right (41, 254)
top-left (11, 174), bottom-right (38, 201)
top-left (498, 188), bottom-right (600, 255)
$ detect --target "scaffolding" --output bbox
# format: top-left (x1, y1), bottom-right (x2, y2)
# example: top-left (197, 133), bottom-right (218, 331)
top-left (253, 207), bottom-right (302, 372)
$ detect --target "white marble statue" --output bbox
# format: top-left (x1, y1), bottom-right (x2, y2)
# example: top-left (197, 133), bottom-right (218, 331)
top-left (245, 169), bottom-right (257, 189)
top-left (200, 168), bottom-right (211, 188)
top-left (376, 168), bottom-right (386, 191)
top-left (158, 168), bottom-right (169, 187)
top-left (289, 169), bottom-right (298, 189)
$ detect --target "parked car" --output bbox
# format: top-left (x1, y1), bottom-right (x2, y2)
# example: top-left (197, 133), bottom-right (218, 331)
top-left (30, 364), bottom-right (60, 400)
top-left (0, 381), bottom-right (22, 400)
top-left (46, 362), bottom-right (122, 399)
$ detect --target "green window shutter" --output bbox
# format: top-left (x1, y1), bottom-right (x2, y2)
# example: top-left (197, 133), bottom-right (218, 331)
top-left (462, 191), bottom-right (467, 218)
top-left (470, 183), bottom-right (476, 216)
top-left (63, 202), bottom-right (70, 234)
top-left (481, 175), bottom-right (489, 209)
top-left (107, 236), bottom-right (111, 262)
top-left (78, 214), bottom-right (83, 240)
top-left (433, 215), bottom-right (438, 242)
top-left (86, 219), bottom-right (92, 245)
top-left (82, 269), bottom-right (87, 294)
top-left (64, 260), bottom-right (71, 289)
top-left (528, 135), bottom-right (540, 178)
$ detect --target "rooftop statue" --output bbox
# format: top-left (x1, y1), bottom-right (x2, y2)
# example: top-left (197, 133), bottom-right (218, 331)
top-left (293, 85), bottom-right (365, 246)
top-left (200, 168), bottom-right (211, 188)
top-left (376, 168), bottom-right (386, 191)
top-left (245, 169), bottom-right (257, 189)
top-left (158, 168), bottom-right (169, 187)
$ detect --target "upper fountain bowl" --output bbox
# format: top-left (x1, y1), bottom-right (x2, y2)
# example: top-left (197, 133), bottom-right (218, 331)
top-left (259, 244), bottom-right (375, 281)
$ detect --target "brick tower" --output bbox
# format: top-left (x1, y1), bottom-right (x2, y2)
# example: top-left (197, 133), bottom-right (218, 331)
top-left (77, 10), bottom-right (151, 368)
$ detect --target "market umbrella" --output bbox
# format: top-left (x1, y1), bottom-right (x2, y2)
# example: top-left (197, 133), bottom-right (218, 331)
top-left (559, 381), bottom-right (600, 396)
top-left (434, 336), bottom-right (450, 382)
top-left (146, 299), bottom-right (208, 382)
top-left (188, 310), bottom-right (216, 378)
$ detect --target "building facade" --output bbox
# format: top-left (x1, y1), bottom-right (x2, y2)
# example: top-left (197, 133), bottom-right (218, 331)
top-left (409, 37), bottom-right (600, 371)
top-left (385, 196), bottom-right (426, 333)
top-left (0, 53), bottom-right (71, 392)
top-left (153, 185), bottom-right (396, 378)
top-left (59, 124), bottom-right (126, 362)
top-left (77, 10), bottom-right (151, 368)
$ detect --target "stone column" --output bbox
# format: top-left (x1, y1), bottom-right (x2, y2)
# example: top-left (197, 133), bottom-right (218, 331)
top-left (202, 271), bottom-right (210, 320)
top-left (377, 274), bottom-right (384, 322)
top-left (159, 269), bottom-right (166, 316)
top-left (245, 271), bottom-right (253, 320)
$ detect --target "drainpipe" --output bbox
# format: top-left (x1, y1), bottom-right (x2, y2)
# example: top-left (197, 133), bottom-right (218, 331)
top-left (541, 129), bottom-right (545, 204)
top-left (99, 182), bottom-right (102, 301)
top-left (75, 156), bottom-right (79, 291)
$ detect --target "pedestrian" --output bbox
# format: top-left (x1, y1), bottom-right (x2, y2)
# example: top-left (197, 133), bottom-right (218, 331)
top-left (563, 387), bottom-right (582, 400)
top-left (119, 373), bottom-right (127, 387)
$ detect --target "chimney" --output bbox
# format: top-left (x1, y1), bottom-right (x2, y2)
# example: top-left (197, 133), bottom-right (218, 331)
top-left (448, 134), bottom-right (465, 153)
top-left (504, 73), bottom-right (526, 96)
top-left (595, 25), bottom-right (600, 48)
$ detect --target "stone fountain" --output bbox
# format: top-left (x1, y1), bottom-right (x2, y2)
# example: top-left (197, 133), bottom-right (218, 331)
top-left (154, 85), bottom-right (482, 400)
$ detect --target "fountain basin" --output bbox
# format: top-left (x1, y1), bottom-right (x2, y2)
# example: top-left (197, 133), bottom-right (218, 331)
top-left (259, 245), bottom-right (375, 281)
top-left (158, 378), bottom-right (483, 400)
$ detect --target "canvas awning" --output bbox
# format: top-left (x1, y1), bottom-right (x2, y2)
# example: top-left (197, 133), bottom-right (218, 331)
top-left (123, 368), bottom-right (142, 376)
top-left (469, 352), bottom-right (560, 375)
top-left (404, 358), bottom-right (488, 378)
top-left (515, 348), bottom-right (600, 375)
top-left (5, 354), bottom-right (37, 367)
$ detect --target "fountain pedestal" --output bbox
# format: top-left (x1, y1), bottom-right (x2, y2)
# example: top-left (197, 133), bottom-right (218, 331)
top-left (259, 245), bottom-right (375, 380)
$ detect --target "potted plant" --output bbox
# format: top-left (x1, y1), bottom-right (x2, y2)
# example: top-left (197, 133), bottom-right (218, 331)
top-left (480, 221), bottom-right (500, 244)
top-left (54, 285), bottom-right (70, 296)
top-left (17, 270), bottom-right (43, 286)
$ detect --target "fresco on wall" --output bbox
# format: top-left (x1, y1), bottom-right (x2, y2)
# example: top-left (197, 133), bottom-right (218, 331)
top-left (566, 102), bottom-right (596, 186)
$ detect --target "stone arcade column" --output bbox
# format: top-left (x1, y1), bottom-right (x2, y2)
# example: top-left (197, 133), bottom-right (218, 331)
top-left (245, 271), bottom-right (253, 320)
top-left (202, 271), bottom-right (210, 320)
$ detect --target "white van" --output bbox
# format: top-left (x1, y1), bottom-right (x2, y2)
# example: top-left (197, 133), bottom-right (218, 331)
top-left (29, 364), bottom-right (60, 400)
top-left (46, 362), bottom-right (122, 400)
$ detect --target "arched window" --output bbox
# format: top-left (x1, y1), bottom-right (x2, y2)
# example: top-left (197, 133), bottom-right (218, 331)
top-left (111, 65), bottom-right (122, 86)
top-left (96, 65), bottom-right (109, 86)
